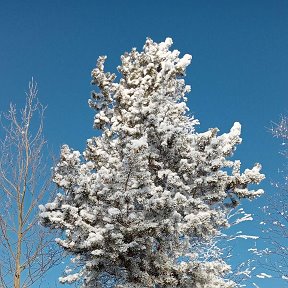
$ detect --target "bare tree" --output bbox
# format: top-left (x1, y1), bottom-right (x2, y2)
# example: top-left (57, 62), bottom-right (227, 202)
top-left (0, 80), bottom-right (60, 288)
top-left (271, 115), bottom-right (288, 156)
top-left (256, 115), bottom-right (288, 281)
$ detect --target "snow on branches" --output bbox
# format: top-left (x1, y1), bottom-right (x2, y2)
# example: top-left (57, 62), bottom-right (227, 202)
top-left (40, 38), bottom-right (264, 287)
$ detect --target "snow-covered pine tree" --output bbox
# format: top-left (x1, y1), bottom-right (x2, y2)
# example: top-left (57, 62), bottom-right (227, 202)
top-left (40, 38), bottom-right (264, 288)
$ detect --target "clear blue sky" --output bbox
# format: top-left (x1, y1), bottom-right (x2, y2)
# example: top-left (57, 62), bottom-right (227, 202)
top-left (0, 1), bottom-right (287, 287)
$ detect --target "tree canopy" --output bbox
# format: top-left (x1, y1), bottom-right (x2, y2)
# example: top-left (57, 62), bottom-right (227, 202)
top-left (40, 38), bottom-right (264, 288)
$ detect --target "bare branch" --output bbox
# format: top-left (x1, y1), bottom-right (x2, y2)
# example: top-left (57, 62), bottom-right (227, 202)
top-left (0, 80), bottom-right (61, 288)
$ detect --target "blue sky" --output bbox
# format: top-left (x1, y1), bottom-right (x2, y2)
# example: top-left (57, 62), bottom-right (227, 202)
top-left (0, 1), bottom-right (287, 287)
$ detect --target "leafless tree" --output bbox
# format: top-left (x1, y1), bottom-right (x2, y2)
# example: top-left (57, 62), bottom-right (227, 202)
top-left (257, 115), bottom-right (288, 281)
top-left (271, 115), bottom-right (288, 156)
top-left (0, 80), bottom-right (61, 288)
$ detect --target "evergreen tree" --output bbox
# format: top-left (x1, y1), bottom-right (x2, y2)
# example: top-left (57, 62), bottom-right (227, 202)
top-left (40, 38), bottom-right (264, 287)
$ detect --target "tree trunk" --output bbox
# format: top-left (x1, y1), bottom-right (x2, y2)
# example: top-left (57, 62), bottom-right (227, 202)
top-left (14, 219), bottom-right (23, 288)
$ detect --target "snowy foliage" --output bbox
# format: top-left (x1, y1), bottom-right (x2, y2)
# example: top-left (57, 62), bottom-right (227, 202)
top-left (40, 38), bottom-right (264, 287)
